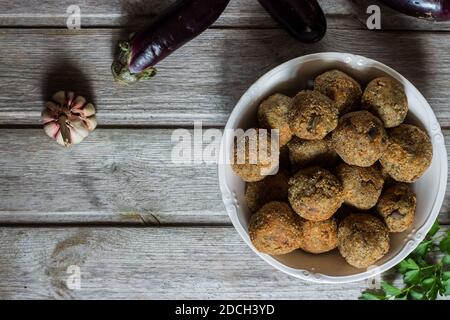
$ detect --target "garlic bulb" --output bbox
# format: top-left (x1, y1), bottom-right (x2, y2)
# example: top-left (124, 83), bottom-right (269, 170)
top-left (42, 91), bottom-right (97, 147)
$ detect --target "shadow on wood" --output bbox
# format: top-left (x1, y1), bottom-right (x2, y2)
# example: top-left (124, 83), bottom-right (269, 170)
top-left (41, 60), bottom-right (95, 112)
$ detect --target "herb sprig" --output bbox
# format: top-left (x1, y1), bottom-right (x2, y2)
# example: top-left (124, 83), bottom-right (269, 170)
top-left (361, 221), bottom-right (450, 300)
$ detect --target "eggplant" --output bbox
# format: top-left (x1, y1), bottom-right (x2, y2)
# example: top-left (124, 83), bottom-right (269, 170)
top-left (258, 0), bottom-right (327, 43)
top-left (112, 0), bottom-right (230, 85)
top-left (381, 0), bottom-right (450, 20)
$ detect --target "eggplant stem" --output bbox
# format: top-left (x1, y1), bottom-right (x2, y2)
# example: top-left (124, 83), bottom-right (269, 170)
top-left (118, 41), bottom-right (131, 52)
top-left (138, 68), bottom-right (157, 80)
top-left (112, 40), bottom-right (157, 85)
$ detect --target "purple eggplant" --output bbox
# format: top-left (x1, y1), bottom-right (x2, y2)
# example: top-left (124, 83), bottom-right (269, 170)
top-left (381, 0), bottom-right (450, 20)
top-left (112, 0), bottom-right (230, 85)
top-left (258, 0), bottom-right (327, 43)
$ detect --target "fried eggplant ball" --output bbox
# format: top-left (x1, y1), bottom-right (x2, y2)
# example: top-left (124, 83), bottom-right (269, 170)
top-left (287, 135), bottom-right (337, 171)
top-left (376, 184), bottom-right (416, 233)
top-left (338, 213), bottom-right (390, 268)
top-left (314, 69), bottom-right (362, 114)
top-left (362, 76), bottom-right (408, 128)
top-left (288, 167), bottom-right (344, 221)
top-left (299, 218), bottom-right (338, 254)
top-left (249, 202), bottom-right (303, 255)
top-left (335, 163), bottom-right (384, 210)
top-left (245, 169), bottom-right (290, 212)
top-left (288, 90), bottom-right (339, 140)
top-left (380, 124), bottom-right (432, 183)
top-left (332, 111), bottom-right (388, 167)
top-left (231, 128), bottom-right (280, 182)
top-left (257, 94), bottom-right (294, 147)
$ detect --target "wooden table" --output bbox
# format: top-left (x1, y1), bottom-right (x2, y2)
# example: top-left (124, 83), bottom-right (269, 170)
top-left (0, 0), bottom-right (449, 300)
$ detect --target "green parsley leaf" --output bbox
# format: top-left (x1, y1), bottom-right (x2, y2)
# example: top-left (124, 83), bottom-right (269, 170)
top-left (413, 242), bottom-right (431, 258)
top-left (414, 256), bottom-right (429, 268)
top-left (427, 285), bottom-right (439, 300)
top-left (428, 221), bottom-right (440, 237)
top-left (360, 292), bottom-right (384, 300)
top-left (422, 277), bottom-right (436, 291)
top-left (395, 293), bottom-right (408, 300)
top-left (404, 269), bottom-right (420, 284)
top-left (398, 258), bottom-right (419, 273)
top-left (442, 255), bottom-right (450, 266)
top-left (442, 271), bottom-right (450, 281)
top-left (381, 282), bottom-right (402, 297)
top-left (443, 279), bottom-right (450, 296)
top-left (440, 237), bottom-right (450, 254)
top-left (409, 289), bottom-right (425, 300)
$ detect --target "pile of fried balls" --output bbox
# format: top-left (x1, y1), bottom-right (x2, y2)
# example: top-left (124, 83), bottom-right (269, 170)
top-left (231, 70), bottom-right (433, 269)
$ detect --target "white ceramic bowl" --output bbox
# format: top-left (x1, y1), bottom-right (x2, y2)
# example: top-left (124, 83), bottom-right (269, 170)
top-left (218, 52), bottom-right (447, 283)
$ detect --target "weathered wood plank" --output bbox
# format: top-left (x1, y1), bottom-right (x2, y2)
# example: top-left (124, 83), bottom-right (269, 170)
top-left (0, 128), bottom-right (224, 225)
top-left (0, 226), bottom-right (433, 300)
top-left (0, 128), bottom-right (448, 224)
top-left (0, 0), bottom-right (449, 31)
top-left (0, 28), bottom-right (449, 127)
top-left (0, 0), bottom-right (298, 27)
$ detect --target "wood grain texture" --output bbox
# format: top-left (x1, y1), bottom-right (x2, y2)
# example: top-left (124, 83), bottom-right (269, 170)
top-left (0, 28), bottom-right (450, 127)
top-left (0, 0), bottom-right (449, 30)
top-left (0, 226), bottom-right (431, 300)
top-left (0, 128), bottom-right (448, 225)
top-left (0, 128), bottom-right (224, 225)
top-left (1, 0), bottom-right (449, 301)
